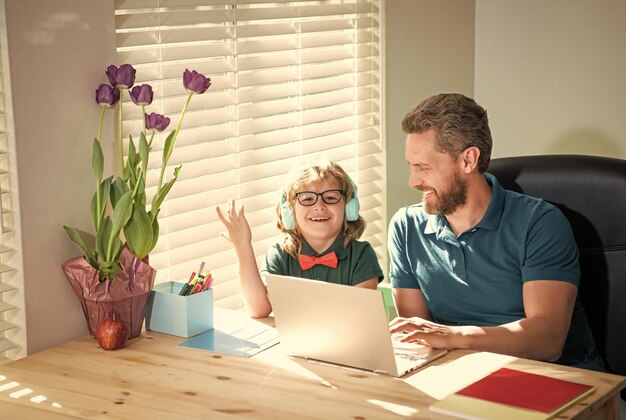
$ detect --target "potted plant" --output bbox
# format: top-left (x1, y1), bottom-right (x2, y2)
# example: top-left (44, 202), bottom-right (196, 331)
top-left (62, 64), bottom-right (211, 342)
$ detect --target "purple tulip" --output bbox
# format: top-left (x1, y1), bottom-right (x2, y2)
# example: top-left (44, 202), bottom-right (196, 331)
top-left (130, 84), bottom-right (154, 106)
top-left (95, 84), bottom-right (120, 107)
top-left (145, 112), bottom-right (171, 132)
top-left (183, 69), bottom-right (211, 94)
top-left (105, 64), bottom-right (136, 89)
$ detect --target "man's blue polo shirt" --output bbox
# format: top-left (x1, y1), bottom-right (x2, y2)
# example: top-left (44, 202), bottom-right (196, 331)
top-left (388, 173), bottom-right (604, 371)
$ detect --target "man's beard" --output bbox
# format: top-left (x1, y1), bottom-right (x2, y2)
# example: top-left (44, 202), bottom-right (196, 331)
top-left (423, 172), bottom-right (468, 215)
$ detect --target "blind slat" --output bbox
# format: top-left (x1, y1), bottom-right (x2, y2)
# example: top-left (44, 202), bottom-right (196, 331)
top-left (0, 14), bottom-right (26, 361)
top-left (116, 0), bottom-right (384, 309)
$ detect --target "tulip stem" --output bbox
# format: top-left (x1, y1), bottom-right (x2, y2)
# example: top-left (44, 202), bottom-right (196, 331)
top-left (132, 167), bottom-right (144, 199)
top-left (174, 91), bottom-right (194, 143)
top-left (156, 91), bottom-right (193, 195)
top-left (94, 107), bottom-right (107, 231)
top-left (141, 104), bottom-right (146, 136)
top-left (118, 89), bottom-right (125, 175)
top-left (97, 107), bottom-right (105, 144)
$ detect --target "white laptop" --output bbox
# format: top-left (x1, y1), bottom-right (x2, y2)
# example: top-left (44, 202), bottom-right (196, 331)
top-left (264, 274), bottom-right (448, 377)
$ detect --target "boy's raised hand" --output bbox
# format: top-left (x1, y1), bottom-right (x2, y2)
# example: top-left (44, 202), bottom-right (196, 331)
top-left (216, 199), bottom-right (252, 248)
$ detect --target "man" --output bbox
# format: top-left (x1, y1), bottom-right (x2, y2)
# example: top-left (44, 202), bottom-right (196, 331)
top-left (388, 93), bottom-right (604, 371)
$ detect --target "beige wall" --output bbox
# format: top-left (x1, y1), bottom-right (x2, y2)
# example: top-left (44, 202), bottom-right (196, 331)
top-left (384, 0), bottom-right (475, 225)
top-left (5, 0), bottom-right (116, 354)
top-left (474, 0), bottom-right (626, 159)
top-left (385, 0), bottom-right (626, 226)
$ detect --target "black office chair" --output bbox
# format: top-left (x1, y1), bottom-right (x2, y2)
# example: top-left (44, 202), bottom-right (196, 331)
top-left (488, 154), bottom-right (626, 397)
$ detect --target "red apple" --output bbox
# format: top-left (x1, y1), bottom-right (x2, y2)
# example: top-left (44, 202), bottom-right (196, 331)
top-left (95, 318), bottom-right (129, 350)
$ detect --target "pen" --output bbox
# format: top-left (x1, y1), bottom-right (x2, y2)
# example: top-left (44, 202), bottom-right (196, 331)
top-left (179, 271), bottom-right (196, 295)
top-left (203, 273), bottom-right (214, 291)
top-left (184, 276), bottom-right (199, 296)
top-left (191, 282), bottom-right (203, 294)
top-left (197, 261), bottom-right (205, 278)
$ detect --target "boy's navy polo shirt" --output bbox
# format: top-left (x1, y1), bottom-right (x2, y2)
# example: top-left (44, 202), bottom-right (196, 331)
top-left (261, 234), bottom-right (384, 285)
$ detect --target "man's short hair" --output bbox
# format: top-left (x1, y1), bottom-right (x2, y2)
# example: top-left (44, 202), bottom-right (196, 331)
top-left (402, 93), bottom-right (493, 173)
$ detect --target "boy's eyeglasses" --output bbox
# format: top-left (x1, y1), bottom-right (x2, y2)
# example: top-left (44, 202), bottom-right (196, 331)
top-left (295, 189), bottom-right (345, 206)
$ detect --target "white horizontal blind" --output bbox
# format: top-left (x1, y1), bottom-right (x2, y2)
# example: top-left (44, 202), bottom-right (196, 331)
top-left (0, 1), bottom-right (26, 363)
top-left (115, 0), bottom-right (385, 309)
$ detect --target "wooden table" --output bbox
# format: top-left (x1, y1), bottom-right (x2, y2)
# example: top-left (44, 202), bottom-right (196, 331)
top-left (0, 315), bottom-right (624, 419)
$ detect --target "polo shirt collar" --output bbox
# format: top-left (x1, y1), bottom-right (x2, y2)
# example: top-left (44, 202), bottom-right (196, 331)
top-left (423, 172), bottom-right (504, 237)
top-left (476, 172), bottom-right (504, 231)
top-left (300, 234), bottom-right (348, 260)
top-left (424, 213), bottom-right (440, 235)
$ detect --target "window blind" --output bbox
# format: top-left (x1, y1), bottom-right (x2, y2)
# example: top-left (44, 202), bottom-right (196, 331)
top-left (0, 1), bottom-right (26, 363)
top-left (115, 0), bottom-right (385, 309)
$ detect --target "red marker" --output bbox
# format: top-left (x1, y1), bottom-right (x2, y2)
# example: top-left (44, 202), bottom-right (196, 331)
top-left (203, 273), bottom-right (214, 291)
top-left (191, 282), bottom-right (203, 294)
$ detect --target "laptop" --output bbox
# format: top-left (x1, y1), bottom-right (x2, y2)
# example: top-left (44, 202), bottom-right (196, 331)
top-left (264, 274), bottom-right (448, 377)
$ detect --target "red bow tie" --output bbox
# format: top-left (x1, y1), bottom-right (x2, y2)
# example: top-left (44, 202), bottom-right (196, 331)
top-left (298, 251), bottom-right (338, 270)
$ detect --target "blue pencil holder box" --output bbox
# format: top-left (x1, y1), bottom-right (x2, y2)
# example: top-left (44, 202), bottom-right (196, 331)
top-left (145, 281), bottom-right (214, 338)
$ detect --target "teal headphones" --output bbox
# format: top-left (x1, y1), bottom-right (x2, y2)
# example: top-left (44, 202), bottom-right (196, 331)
top-left (280, 176), bottom-right (360, 230)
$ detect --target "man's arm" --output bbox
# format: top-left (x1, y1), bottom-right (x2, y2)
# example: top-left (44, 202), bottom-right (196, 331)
top-left (390, 280), bottom-right (577, 361)
top-left (393, 287), bottom-right (432, 320)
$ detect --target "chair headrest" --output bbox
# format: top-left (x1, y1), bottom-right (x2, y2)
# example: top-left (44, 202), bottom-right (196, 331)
top-left (488, 154), bottom-right (626, 249)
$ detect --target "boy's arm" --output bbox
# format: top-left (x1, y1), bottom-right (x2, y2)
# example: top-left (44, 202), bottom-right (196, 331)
top-left (233, 243), bottom-right (272, 318)
top-left (216, 200), bottom-right (272, 318)
top-left (354, 278), bottom-right (378, 289)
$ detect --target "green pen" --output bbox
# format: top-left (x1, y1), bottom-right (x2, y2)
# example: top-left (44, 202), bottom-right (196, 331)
top-left (179, 271), bottom-right (196, 296)
top-left (184, 277), bottom-right (199, 296)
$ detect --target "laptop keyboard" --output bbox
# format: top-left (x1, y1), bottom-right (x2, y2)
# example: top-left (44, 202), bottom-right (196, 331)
top-left (393, 341), bottom-right (431, 360)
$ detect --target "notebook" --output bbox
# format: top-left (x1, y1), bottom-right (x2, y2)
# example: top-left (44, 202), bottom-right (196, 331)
top-left (264, 274), bottom-right (448, 377)
top-left (429, 367), bottom-right (595, 419)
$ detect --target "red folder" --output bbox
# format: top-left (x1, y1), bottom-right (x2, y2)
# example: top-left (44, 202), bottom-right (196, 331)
top-left (430, 367), bottom-right (594, 419)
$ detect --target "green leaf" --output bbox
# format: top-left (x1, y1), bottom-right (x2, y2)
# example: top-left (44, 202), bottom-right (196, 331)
top-left (108, 236), bottom-right (124, 267)
top-left (139, 132), bottom-right (149, 174)
top-left (110, 177), bottom-right (129, 208)
top-left (90, 191), bottom-right (98, 230)
top-left (97, 215), bottom-right (123, 271)
top-left (98, 261), bottom-right (121, 280)
top-left (111, 236), bottom-right (124, 263)
top-left (103, 189), bottom-right (132, 262)
top-left (134, 176), bottom-right (146, 206)
top-left (101, 179), bottom-right (111, 217)
top-left (63, 226), bottom-right (97, 266)
top-left (127, 135), bottom-right (140, 187)
top-left (90, 178), bottom-right (111, 229)
top-left (128, 133), bottom-right (137, 163)
top-left (150, 165), bottom-right (181, 221)
top-left (109, 190), bottom-right (133, 245)
top-left (122, 160), bottom-right (131, 182)
top-left (96, 217), bottom-right (112, 260)
top-left (124, 203), bottom-right (153, 259)
top-left (92, 138), bottom-right (104, 182)
top-left (148, 217), bottom-right (160, 253)
top-left (161, 130), bottom-right (177, 168)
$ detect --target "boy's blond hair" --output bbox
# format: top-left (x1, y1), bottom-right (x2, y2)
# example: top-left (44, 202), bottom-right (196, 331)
top-left (276, 158), bottom-right (366, 257)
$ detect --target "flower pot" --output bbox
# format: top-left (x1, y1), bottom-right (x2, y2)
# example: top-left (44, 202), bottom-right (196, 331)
top-left (62, 247), bottom-right (156, 339)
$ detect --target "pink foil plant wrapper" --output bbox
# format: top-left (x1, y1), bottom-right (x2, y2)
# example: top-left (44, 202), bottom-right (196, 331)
top-left (63, 247), bottom-right (156, 339)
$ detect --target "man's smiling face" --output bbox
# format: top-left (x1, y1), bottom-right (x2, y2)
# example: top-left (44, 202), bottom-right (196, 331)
top-left (405, 129), bottom-right (468, 215)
